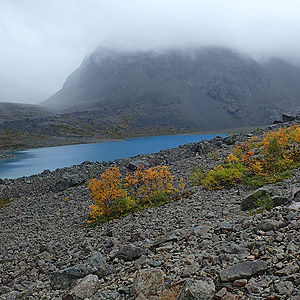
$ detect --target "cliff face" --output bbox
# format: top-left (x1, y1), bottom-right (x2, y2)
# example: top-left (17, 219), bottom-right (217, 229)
top-left (42, 47), bottom-right (300, 131)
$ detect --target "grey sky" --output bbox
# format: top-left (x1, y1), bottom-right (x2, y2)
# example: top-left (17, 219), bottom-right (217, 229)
top-left (1, 0), bottom-right (300, 103)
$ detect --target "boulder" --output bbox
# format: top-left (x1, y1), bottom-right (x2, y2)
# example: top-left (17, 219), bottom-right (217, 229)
top-left (128, 160), bottom-right (150, 171)
top-left (50, 252), bottom-right (113, 289)
top-left (241, 187), bottom-right (288, 211)
top-left (176, 279), bottom-right (215, 300)
top-left (219, 261), bottom-right (269, 282)
top-left (241, 187), bottom-right (272, 211)
top-left (133, 268), bottom-right (165, 299)
top-left (63, 275), bottom-right (100, 300)
top-left (52, 174), bottom-right (85, 192)
top-left (282, 113), bottom-right (295, 122)
top-left (115, 244), bottom-right (144, 261)
top-left (223, 135), bottom-right (237, 145)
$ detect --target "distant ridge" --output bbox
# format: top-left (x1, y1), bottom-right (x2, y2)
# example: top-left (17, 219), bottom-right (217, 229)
top-left (41, 47), bottom-right (300, 131)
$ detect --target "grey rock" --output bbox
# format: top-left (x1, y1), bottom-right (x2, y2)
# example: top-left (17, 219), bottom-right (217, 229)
top-left (256, 220), bottom-right (277, 232)
top-left (219, 261), bottom-right (269, 282)
top-left (282, 112), bottom-right (295, 122)
top-left (176, 279), bottom-right (215, 300)
top-left (63, 274), bottom-right (100, 300)
top-left (128, 160), bottom-right (150, 171)
top-left (116, 244), bottom-right (144, 261)
top-left (133, 268), bottom-right (165, 299)
top-left (241, 187), bottom-right (273, 210)
top-left (276, 263), bottom-right (300, 276)
top-left (4, 291), bottom-right (19, 300)
top-left (50, 252), bottom-right (113, 289)
top-left (274, 281), bottom-right (294, 296)
top-left (52, 173), bottom-right (85, 192)
top-left (223, 135), bottom-right (237, 145)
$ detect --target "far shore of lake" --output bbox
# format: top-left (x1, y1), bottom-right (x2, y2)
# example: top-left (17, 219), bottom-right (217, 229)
top-left (0, 124), bottom-right (269, 162)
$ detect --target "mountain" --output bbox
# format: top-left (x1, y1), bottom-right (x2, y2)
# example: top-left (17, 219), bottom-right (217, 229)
top-left (0, 102), bottom-right (56, 123)
top-left (41, 47), bottom-right (300, 131)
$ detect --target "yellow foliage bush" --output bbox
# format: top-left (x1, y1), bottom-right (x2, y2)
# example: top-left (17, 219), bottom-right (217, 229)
top-left (88, 165), bottom-right (183, 223)
top-left (199, 125), bottom-right (300, 190)
top-left (201, 164), bottom-right (244, 190)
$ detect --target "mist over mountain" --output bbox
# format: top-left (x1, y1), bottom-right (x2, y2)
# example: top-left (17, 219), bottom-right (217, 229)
top-left (41, 47), bottom-right (299, 131)
top-left (0, 102), bottom-right (55, 123)
top-left (0, 77), bottom-right (47, 104)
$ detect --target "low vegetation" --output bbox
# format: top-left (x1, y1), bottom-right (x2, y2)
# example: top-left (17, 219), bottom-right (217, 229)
top-left (87, 165), bottom-right (185, 224)
top-left (193, 125), bottom-right (300, 190)
top-left (87, 125), bottom-right (300, 224)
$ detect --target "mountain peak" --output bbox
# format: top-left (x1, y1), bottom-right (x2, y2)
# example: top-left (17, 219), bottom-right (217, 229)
top-left (41, 46), bottom-right (299, 130)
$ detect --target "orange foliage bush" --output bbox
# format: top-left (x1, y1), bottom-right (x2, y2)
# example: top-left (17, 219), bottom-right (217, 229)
top-left (88, 165), bottom-right (184, 223)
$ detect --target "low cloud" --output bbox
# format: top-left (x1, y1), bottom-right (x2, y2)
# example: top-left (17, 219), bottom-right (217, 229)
top-left (1, 0), bottom-right (300, 102)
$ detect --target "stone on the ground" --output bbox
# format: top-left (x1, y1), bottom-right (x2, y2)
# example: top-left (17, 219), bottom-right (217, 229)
top-left (176, 279), bottom-right (215, 300)
top-left (63, 274), bottom-right (100, 300)
top-left (133, 268), bottom-right (165, 299)
top-left (219, 261), bottom-right (269, 282)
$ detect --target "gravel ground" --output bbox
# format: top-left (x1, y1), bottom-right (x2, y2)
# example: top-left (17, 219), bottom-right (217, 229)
top-left (1, 124), bottom-right (300, 299)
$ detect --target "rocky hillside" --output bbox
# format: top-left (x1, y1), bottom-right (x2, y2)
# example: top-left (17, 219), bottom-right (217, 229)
top-left (1, 118), bottom-right (300, 299)
top-left (0, 102), bottom-right (55, 124)
top-left (42, 47), bottom-right (300, 131)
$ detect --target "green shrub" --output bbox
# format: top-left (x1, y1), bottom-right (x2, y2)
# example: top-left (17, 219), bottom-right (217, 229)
top-left (253, 191), bottom-right (274, 211)
top-left (190, 166), bottom-right (205, 186)
top-left (201, 164), bottom-right (244, 190)
top-left (199, 125), bottom-right (300, 190)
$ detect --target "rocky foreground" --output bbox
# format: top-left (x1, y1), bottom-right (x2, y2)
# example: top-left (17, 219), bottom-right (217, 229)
top-left (1, 124), bottom-right (300, 300)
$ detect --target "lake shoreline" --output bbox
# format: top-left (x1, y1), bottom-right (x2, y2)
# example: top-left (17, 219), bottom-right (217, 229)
top-left (0, 125), bottom-right (268, 162)
top-left (0, 134), bottom-right (227, 179)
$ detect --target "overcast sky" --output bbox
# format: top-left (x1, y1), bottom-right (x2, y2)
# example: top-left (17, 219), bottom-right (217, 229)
top-left (1, 0), bottom-right (300, 103)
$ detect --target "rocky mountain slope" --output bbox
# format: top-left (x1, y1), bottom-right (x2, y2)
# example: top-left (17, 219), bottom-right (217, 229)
top-left (1, 118), bottom-right (300, 299)
top-left (42, 47), bottom-right (300, 131)
top-left (0, 102), bottom-right (55, 124)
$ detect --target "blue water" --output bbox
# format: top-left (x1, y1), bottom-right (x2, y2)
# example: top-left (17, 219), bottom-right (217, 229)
top-left (0, 134), bottom-right (224, 179)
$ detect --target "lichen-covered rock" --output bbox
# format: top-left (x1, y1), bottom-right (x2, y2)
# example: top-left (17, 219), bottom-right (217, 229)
top-left (133, 268), bottom-right (165, 299)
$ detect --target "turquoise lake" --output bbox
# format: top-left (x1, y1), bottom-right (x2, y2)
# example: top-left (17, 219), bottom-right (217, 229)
top-left (0, 134), bottom-right (225, 179)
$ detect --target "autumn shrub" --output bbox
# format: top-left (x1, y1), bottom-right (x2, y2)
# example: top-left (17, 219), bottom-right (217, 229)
top-left (201, 159), bottom-right (245, 190)
top-left (88, 165), bottom-right (184, 224)
top-left (236, 125), bottom-right (300, 180)
top-left (88, 167), bottom-right (136, 222)
top-left (125, 165), bottom-right (177, 208)
top-left (190, 166), bottom-right (205, 186)
top-left (196, 125), bottom-right (300, 190)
